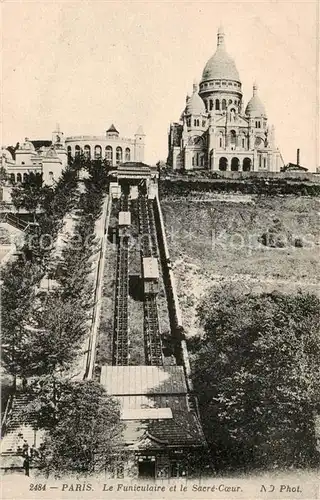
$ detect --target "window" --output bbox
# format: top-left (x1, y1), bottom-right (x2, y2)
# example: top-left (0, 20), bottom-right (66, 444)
top-left (215, 99), bottom-right (220, 110)
top-left (75, 145), bottom-right (81, 157)
top-left (94, 145), bottom-right (102, 159)
top-left (230, 130), bottom-right (236, 146)
top-left (222, 99), bottom-right (227, 110)
top-left (187, 118), bottom-right (191, 127)
top-left (17, 173), bottom-right (22, 182)
top-left (219, 157), bottom-right (227, 171)
top-left (84, 145), bottom-right (91, 159)
top-left (243, 157), bottom-right (251, 171)
top-left (202, 120), bottom-right (206, 127)
top-left (23, 173), bottom-right (28, 182)
top-left (116, 146), bottom-right (122, 164)
top-left (228, 99), bottom-right (232, 105)
top-left (231, 157), bottom-right (240, 171)
top-left (194, 119), bottom-right (197, 127)
top-left (209, 100), bottom-right (213, 111)
top-left (105, 146), bottom-right (113, 164)
top-left (125, 147), bottom-right (131, 162)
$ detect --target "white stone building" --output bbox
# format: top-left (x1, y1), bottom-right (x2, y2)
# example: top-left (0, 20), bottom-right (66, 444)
top-left (65, 124), bottom-right (145, 166)
top-left (167, 28), bottom-right (283, 172)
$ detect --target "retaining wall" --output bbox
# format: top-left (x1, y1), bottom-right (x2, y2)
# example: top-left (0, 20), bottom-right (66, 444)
top-left (153, 194), bottom-right (193, 389)
top-left (83, 195), bottom-right (112, 380)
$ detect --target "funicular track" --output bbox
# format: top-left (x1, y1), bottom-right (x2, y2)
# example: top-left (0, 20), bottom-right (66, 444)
top-left (112, 195), bottom-right (130, 365)
top-left (138, 191), bottom-right (163, 366)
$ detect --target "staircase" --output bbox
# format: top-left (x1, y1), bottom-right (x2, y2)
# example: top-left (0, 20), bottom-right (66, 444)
top-left (1, 393), bottom-right (40, 458)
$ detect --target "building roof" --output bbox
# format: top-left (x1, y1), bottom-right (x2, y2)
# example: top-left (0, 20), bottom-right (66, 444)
top-left (121, 408), bottom-right (173, 420)
top-left (245, 83), bottom-right (267, 117)
top-left (106, 123), bottom-right (119, 134)
top-left (143, 257), bottom-right (159, 280)
top-left (283, 162), bottom-right (308, 172)
top-left (201, 28), bottom-right (240, 82)
top-left (118, 211), bottom-right (131, 226)
top-left (121, 410), bottom-right (205, 448)
top-left (100, 365), bottom-right (188, 395)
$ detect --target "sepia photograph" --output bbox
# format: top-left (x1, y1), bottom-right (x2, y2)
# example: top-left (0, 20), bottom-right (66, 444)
top-left (0, 0), bottom-right (319, 498)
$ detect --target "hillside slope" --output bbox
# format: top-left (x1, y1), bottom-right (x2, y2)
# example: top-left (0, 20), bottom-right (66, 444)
top-left (161, 195), bottom-right (320, 336)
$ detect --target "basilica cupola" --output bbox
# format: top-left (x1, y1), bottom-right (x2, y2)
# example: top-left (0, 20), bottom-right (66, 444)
top-left (185, 83), bottom-right (206, 116)
top-left (199, 27), bottom-right (243, 114)
top-left (183, 82), bottom-right (207, 131)
top-left (245, 83), bottom-right (267, 118)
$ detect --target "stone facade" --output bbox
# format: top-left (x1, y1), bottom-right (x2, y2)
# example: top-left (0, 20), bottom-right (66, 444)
top-left (65, 124), bottom-right (145, 166)
top-left (2, 127), bottom-right (67, 186)
top-left (167, 27), bottom-right (283, 172)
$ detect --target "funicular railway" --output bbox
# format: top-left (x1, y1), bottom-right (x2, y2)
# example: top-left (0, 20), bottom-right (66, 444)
top-left (138, 188), bottom-right (163, 366)
top-left (112, 194), bottom-right (130, 365)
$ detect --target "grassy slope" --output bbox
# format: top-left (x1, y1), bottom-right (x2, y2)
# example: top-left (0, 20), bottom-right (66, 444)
top-left (161, 195), bottom-right (320, 335)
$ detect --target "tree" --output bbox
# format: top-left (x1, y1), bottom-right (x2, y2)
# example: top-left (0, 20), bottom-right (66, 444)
top-left (1, 258), bottom-right (42, 383)
top-left (24, 378), bottom-right (124, 477)
top-left (19, 293), bottom-right (88, 377)
top-left (190, 286), bottom-right (320, 471)
top-left (11, 173), bottom-right (43, 217)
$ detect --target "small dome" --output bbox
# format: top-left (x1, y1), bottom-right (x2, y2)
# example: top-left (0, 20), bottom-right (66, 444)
top-left (45, 147), bottom-right (58, 158)
top-left (201, 29), bottom-right (240, 82)
top-left (185, 83), bottom-right (206, 115)
top-left (18, 138), bottom-right (35, 151)
top-left (245, 83), bottom-right (267, 117)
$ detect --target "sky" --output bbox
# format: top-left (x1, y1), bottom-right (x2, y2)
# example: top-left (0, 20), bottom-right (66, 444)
top-left (1, 0), bottom-right (319, 169)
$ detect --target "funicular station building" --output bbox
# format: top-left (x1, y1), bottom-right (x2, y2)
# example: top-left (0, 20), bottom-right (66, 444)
top-left (103, 163), bottom-right (206, 478)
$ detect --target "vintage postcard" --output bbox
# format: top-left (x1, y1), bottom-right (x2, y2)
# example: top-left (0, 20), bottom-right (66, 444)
top-left (1, 0), bottom-right (319, 499)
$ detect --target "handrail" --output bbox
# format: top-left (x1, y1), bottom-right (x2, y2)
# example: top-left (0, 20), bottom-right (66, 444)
top-left (0, 394), bottom-right (13, 438)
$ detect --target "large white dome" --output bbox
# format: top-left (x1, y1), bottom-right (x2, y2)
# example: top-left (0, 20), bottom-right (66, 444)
top-left (201, 28), bottom-right (240, 83)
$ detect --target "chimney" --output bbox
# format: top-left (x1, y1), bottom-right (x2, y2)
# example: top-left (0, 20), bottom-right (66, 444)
top-left (297, 148), bottom-right (300, 166)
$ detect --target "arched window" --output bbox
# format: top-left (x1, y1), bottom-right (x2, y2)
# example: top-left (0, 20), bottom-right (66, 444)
top-left (241, 134), bottom-right (246, 148)
top-left (17, 173), bottom-right (22, 183)
top-left (105, 146), bottom-right (113, 165)
top-left (243, 157), bottom-right (252, 172)
top-left (10, 173), bottom-right (15, 183)
top-left (209, 100), bottom-right (213, 111)
top-left (116, 146), bottom-right (122, 164)
top-left (219, 133), bottom-right (224, 148)
top-left (222, 99), bottom-right (227, 110)
top-left (194, 119), bottom-right (197, 127)
top-left (228, 99), bottom-right (232, 105)
top-left (219, 157), bottom-right (228, 171)
top-left (75, 145), bottom-right (81, 157)
top-left (125, 147), bottom-right (131, 162)
top-left (84, 145), bottom-right (91, 159)
top-left (23, 173), bottom-right (28, 182)
top-left (231, 157), bottom-right (240, 171)
top-left (230, 130), bottom-right (237, 147)
top-left (67, 145), bottom-right (72, 155)
top-left (94, 145), bottom-right (102, 159)
top-left (215, 99), bottom-right (220, 110)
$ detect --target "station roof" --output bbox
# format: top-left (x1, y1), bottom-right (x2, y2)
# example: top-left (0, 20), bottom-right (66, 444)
top-left (109, 162), bottom-right (152, 180)
top-left (121, 408), bottom-right (173, 421)
top-left (143, 257), bottom-right (159, 280)
top-left (100, 365), bottom-right (187, 396)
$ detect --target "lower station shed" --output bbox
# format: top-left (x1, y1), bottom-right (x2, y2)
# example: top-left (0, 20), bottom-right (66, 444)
top-left (100, 365), bottom-right (206, 478)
